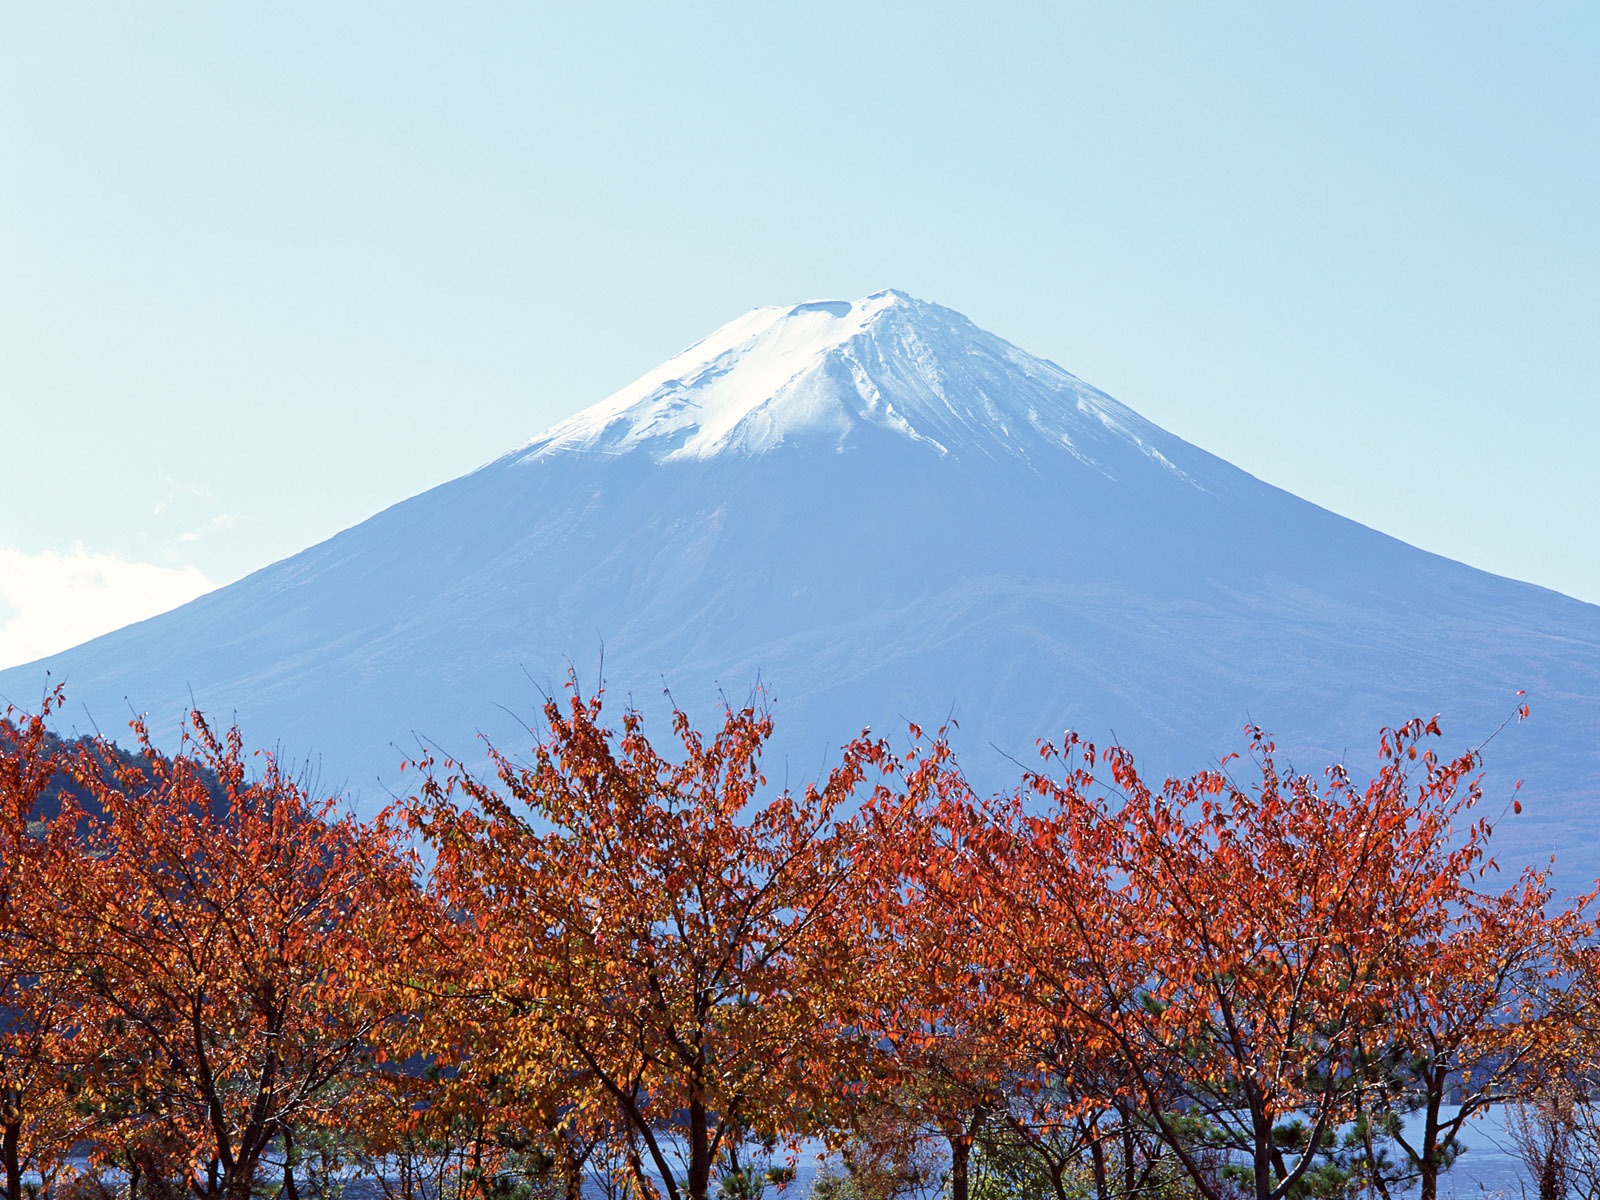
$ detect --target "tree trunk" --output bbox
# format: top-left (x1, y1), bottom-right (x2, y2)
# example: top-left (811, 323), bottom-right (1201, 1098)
top-left (626, 1132), bottom-right (661, 1200)
top-left (1418, 1066), bottom-right (1444, 1200)
top-left (687, 1096), bottom-right (711, 1200)
top-left (1539, 1155), bottom-right (1563, 1200)
top-left (222, 1150), bottom-right (262, 1200)
top-left (1048, 1158), bottom-right (1074, 1200)
top-left (1252, 1120), bottom-right (1273, 1200)
top-left (561, 1136), bottom-right (584, 1200)
top-left (1089, 1131), bottom-right (1109, 1200)
top-left (281, 1126), bottom-right (300, 1200)
top-left (2, 1114), bottom-right (21, 1200)
top-left (947, 1130), bottom-right (971, 1200)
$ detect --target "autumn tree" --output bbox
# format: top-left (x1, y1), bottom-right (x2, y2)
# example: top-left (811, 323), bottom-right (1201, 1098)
top-left (958, 718), bottom-right (1519, 1200)
top-left (896, 747), bottom-right (1164, 1200)
top-left (371, 919), bottom-right (613, 1200)
top-left (404, 682), bottom-right (895, 1200)
top-left (843, 733), bottom-right (1013, 1200)
top-left (0, 691), bottom-right (87, 1200)
top-left (849, 731), bottom-right (1163, 1200)
top-left (46, 712), bottom-right (416, 1200)
top-left (1494, 926), bottom-right (1600, 1200)
top-left (1361, 866), bottom-right (1587, 1200)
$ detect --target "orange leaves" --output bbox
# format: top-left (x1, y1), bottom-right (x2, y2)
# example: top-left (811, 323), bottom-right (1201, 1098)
top-left (891, 714), bottom-right (1573, 1200)
top-left (5, 681), bottom-right (1582, 1200)
top-left (19, 706), bottom-right (421, 1200)
top-left (0, 687), bottom-right (97, 1196)
top-left (401, 676), bottom-right (903, 1200)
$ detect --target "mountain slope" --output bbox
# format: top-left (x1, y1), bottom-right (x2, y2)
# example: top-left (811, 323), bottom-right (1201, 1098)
top-left (5, 291), bottom-right (1597, 888)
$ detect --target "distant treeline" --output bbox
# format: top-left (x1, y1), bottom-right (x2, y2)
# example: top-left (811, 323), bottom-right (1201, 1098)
top-left (1, 724), bottom-right (225, 828)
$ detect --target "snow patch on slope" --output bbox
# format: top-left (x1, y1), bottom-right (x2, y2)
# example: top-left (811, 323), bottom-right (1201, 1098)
top-left (516, 290), bottom-right (1200, 483)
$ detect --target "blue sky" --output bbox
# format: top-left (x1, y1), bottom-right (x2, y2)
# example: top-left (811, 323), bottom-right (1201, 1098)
top-left (2, 3), bottom-right (1596, 667)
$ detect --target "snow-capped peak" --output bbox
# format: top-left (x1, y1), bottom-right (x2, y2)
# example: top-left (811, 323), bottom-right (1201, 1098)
top-left (515, 290), bottom-right (1186, 475)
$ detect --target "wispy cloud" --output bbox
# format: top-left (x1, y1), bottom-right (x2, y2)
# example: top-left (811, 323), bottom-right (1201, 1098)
top-left (0, 546), bottom-right (215, 671)
top-left (152, 478), bottom-right (215, 518)
top-left (176, 513), bottom-right (240, 544)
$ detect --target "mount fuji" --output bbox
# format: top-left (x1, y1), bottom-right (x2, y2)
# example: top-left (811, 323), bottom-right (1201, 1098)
top-left (5, 290), bottom-right (1598, 888)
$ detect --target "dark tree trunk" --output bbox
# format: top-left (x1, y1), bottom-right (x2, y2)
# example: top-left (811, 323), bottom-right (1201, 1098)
top-left (1418, 1066), bottom-right (1445, 1200)
top-left (2, 1114), bottom-right (20, 1200)
top-left (1089, 1130), bottom-right (1110, 1200)
top-left (1048, 1157), bottom-right (1073, 1200)
top-left (281, 1126), bottom-right (300, 1200)
top-left (1252, 1117), bottom-right (1274, 1200)
top-left (626, 1132), bottom-right (659, 1200)
top-left (687, 1096), bottom-right (711, 1200)
top-left (947, 1130), bottom-right (971, 1200)
top-left (951, 1138), bottom-right (970, 1200)
top-left (223, 1154), bottom-right (261, 1200)
top-left (560, 1136), bottom-right (584, 1200)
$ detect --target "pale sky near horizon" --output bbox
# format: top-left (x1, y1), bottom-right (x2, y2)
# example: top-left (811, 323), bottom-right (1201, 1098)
top-left (2, 3), bottom-right (1597, 670)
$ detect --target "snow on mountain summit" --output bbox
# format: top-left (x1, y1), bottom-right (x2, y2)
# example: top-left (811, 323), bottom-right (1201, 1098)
top-left (516, 290), bottom-right (1189, 477)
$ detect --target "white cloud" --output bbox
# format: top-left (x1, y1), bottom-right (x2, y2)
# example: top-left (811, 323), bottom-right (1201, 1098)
top-left (176, 512), bottom-right (240, 544)
top-left (152, 478), bottom-right (214, 518)
top-left (0, 546), bottom-right (216, 671)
